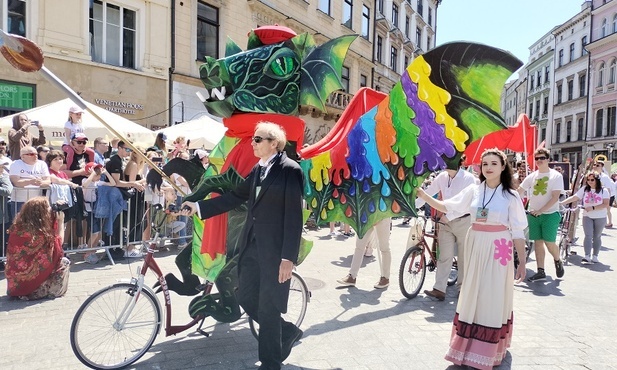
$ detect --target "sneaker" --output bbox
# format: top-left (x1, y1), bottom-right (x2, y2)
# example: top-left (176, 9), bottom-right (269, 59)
top-left (582, 255), bottom-right (591, 263)
top-left (527, 270), bottom-right (546, 282)
top-left (591, 255), bottom-right (599, 263)
top-left (177, 242), bottom-right (188, 250)
top-left (554, 259), bottom-right (565, 278)
top-left (336, 274), bottom-right (356, 287)
top-left (123, 249), bottom-right (143, 258)
top-left (374, 277), bottom-right (389, 289)
top-left (364, 246), bottom-right (373, 257)
top-left (84, 253), bottom-right (100, 265)
top-left (328, 231), bottom-right (340, 237)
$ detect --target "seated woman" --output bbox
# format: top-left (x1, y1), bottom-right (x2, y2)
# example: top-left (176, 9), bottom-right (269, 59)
top-left (5, 197), bottom-right (70, 300)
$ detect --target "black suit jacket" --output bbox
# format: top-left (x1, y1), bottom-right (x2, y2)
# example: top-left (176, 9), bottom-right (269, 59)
top-left (197, 152), bottom-right (304, 311)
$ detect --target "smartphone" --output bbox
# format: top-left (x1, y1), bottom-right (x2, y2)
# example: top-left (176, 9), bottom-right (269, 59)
top-left (31, 120), bottom-right (40, 126)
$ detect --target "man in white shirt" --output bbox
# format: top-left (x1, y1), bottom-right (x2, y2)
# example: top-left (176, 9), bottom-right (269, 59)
top-left (518, 148), bottom-right (564, 282)
top-left (594, 160), bottom-right (615, 228)
top-left (8, 146), bottom-right (50, 217)
top-left (416, 157), bottom-right (479, 300)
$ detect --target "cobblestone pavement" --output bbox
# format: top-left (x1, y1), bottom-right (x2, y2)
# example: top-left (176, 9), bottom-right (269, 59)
top-left (1, 219), bottom-right (616, 369)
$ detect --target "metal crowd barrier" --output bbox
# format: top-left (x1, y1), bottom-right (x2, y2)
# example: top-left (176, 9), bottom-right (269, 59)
top-left (1, 187), bottom-right (193, 266)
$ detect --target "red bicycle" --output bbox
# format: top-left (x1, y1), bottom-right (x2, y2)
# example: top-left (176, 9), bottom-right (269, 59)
top-left (69, 204), bottom-right (310, 369)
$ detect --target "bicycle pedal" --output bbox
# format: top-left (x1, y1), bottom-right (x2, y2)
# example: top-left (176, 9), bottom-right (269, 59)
top-left (197, 329), bottom-right (210, 337)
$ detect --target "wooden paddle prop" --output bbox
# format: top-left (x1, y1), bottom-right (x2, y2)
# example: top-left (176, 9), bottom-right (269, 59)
top-left (0, 28), bottom-right (185, 195)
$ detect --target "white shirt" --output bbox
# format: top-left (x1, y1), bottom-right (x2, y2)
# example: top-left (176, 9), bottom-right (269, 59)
top-left (415, 169), bottom-right (479, 220)
top-left (9, 159), bottom-right (50, 202)
top-left (519, 168), bottom-right (564, 214)
top-left (443, 183), bottom-right (528, 240)
top-left (63, 121), bottom-right (85, 144)
top-left (575, 186), bottom-right (610, 219)
top-left (599, 172), bottom-right (616, 197)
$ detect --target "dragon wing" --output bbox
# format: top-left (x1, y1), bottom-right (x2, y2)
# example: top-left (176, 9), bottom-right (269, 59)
top-left (301, 42), bottom-right (522, 238)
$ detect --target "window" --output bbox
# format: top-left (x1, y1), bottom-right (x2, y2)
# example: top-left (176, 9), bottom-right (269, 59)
top-left (417, 0), bottom-right (423, 18)
top-left (543, 96), bottom-right (548, 114)
top-left (567, 80), bottom-right (573, 100)
top-left (555, 122), bottom-right (561, 144)
top-left (360, 74), bottom-right (367, 88)
top-left (4, 0), bottom-right (26, 36)
top-left (428, 8), bottom-right (432, 26)
top-left (361, 5), bottom-right (370, 39)
top-left (602, 18), bottom-right (608, 37)
top-left (579, 74), bottom-right (586, 97)
top-left (376, 35), bottom-right (383, 63)
top-left (537, 70), bottom-right (541, 86)
top-left (196, 2), bottom-right (219, 61)
top-left (318, 0), bottom-right (331, 15)
top-left (610, 60), bottom-right (616, 84)
top-left (390, 47), bottom-right (398, 72)
top-left (566, 120), bottom-right (572, 142)
top-left (405, 16), bottom-right (410, 38)
top-left (557, 84), bottom-right (562, 104)
top-left (608, 106), bottom-right (617, 136)
top-left (404, 55), bottom-right (409, 70)
top-left (535, 100), bottom-right (540, 119)
top-left (596, 109), bottom-right (603, 137)
top-left (392, 4), bottom-right (398, 27)
top-left (341, 66), bottom-right (350, 92)
top-left (416, 27), bottom-right (422, 48)
top-left (89, 0), bottom-right (136, 69)
top-left (545, 65), bottom-right (550, 83)
top-left (427, 36), bottom-right (432, 49)
top-left (614, 14), bottom-right (617, 33)
top-left (343, 0), bottom-right (353, 29)
top-left (598, 62), bottom-right (605, 87)
top-left (558, 49), bottom-right (564, 67)
top-left (377, 0), bottom-right (384, 14)
top-left (581, 36), bottom-right (588, 56)
top-left (569, 43), bottom-right (575, 62)
top-left (530, 75), bottom-right (535, 90)
top-left (528, 103), bottom-right (533, 118)
top-left (577, 118), bottom-right (584, 141)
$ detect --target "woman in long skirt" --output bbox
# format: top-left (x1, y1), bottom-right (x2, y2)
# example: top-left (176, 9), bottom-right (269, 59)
top-left (417, 149), bottom-right (527, 369)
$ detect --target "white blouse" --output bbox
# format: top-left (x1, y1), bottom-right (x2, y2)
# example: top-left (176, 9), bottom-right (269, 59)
top-left (443, 183), bottom-right (528, 240)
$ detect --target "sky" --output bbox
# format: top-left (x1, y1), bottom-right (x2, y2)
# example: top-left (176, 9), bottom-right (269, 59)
top-left (436, 0), bottom-right (586, 76)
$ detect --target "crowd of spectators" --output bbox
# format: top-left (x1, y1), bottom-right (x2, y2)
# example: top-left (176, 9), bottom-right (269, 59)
top-left (1, 108), bottom-right (199, 275)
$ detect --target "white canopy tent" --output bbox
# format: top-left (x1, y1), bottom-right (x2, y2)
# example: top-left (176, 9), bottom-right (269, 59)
top-left (0, 98), bottom-right (156, 148)
top-left (156, 115), bottom-right (227, 150)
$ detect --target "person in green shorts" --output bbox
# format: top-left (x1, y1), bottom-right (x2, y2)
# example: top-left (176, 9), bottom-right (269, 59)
top-left (518, 148), bottom-right (565, 282)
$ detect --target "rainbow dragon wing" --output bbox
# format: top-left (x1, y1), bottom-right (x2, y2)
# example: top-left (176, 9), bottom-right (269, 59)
top-left (302, 42), bottom-right (522, 238)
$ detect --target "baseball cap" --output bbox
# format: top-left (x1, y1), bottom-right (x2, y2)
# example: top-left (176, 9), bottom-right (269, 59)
top-left (195, 149), bottom-right (209, 159)
top-left (71, 132), bottom-right (89, 141)
top-left (84, 162), bottom-right (103, 174)
top-left (69, 105), bottom-right (85, 114)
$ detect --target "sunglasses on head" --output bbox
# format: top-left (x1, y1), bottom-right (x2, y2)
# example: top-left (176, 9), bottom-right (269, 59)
top-left (74, 140), bottom-right (87, 144)
top-left (252, 136), bottom-right (273, 143)
top-left (534, 156), bottom-right (547, 161)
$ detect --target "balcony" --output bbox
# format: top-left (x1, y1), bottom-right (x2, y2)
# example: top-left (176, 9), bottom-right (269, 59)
top-left (325, 90), bottom-right (353, 112)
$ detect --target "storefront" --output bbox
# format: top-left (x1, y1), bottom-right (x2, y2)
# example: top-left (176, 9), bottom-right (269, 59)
top-left (0, 80), bottom-right (35, 117)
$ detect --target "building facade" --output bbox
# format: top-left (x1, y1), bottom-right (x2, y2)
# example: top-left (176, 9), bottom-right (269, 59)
top-left (0, 0), bottom-right (171, 130)
top-left (586, 0), bottom-right (617, 162)
top-left (551, 4), bottom-right (591, 167)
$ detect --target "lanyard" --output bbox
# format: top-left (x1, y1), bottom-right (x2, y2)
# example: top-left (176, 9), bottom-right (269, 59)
top-left (482, 183), bottom-right (498, 210)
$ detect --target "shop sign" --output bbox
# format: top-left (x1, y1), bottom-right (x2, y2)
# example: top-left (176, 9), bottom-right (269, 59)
top-left (95, 98), bottom-right (144, 115)
top-left (0, 80), bottom-right (34, 110)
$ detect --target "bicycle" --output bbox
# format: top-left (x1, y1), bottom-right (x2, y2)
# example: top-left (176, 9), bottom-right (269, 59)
top-left (70, 204), bottom-right (310, 369)
top-left (398, 216), bottom-right (457, 299)
top-left (556, 205), bottom-right (580, 265)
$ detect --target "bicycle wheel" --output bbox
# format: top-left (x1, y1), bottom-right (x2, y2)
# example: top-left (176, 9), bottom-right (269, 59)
top-left (71, 283), bottom-right (161, 370)
top-left (398, 245), bottom-right (426, 299)
top-left (249, 271), bottom-right (309, 339)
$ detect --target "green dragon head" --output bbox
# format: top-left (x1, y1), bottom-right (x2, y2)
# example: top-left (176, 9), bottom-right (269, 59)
top-left (198, 26), bottom-right (356, 118)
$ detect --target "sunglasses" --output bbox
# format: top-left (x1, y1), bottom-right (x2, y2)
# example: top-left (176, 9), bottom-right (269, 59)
top-left (534, 156), bottom-right (547, 161)
top-left (74, 140), bottom-right (87, 144)
top-left (121, 146), bottom-right (133, 153)
top-left (252, 136), bottom-right (273, 143)
top-left (23, 153), bottom-right (37, 157)
top-left (593, 164), bottom-right (602, 167)
top-left (587, 178), bottom-right (596, 182)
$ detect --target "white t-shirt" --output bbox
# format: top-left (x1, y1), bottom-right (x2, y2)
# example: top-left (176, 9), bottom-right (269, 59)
top-left (575, 186), bottom-right (610, 219)
top-left (443, 183), bottom-right (528, 240)
top-left (599, 172), bottom-right (616, 197)
top-left (520, 168), bottom-right (564, 214)
top-left (64, 120), bottom-right (85, 144)
top-left (9, 159), bottom-right (50, 202)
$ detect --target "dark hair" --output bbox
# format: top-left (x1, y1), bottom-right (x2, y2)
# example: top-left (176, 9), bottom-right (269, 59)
top-left (478, 149), bottom-right (515, 195)
top-left (45, 149), bottom-right (65, 168)
top-left (534, 148), bottom-right (550, 158)
top-left (584, 171), bottom-right (603, 193)
top-left (10, 197), bottom-right (56, 241)
top-left (154, 133), bottom-right (166, 149)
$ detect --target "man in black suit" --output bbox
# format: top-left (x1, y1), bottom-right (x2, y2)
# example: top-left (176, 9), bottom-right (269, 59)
top-left (181, 122), bottom-right (304, 369)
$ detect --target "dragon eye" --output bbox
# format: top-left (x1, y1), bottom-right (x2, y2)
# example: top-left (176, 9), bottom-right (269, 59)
top-left (264, 48), bottom-right (299, 80)
top-left (270, 56), bottom-right (295, 76)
